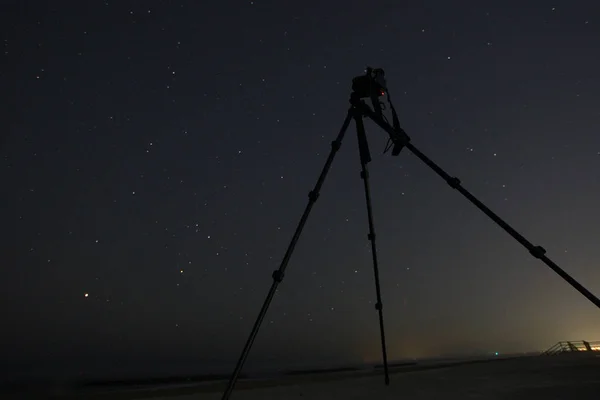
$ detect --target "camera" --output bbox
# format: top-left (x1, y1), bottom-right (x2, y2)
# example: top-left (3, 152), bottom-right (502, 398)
top-left (351, 67), bottom-right (387, 99)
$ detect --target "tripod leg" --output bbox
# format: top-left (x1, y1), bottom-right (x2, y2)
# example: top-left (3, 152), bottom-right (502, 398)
top-left (221, 109), bottom-right (354, 400)
top-left (356, 100), bottom-right (600, 310)
top-left (354, 113), bottom-right (390, 385)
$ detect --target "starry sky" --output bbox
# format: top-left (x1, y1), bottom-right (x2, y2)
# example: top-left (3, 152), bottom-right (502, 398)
top-left (2, 0), bottom-right (600, 382)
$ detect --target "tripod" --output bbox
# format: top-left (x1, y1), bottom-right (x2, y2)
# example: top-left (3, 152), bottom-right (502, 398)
top-left (221, 68), bottom-right (600, 400)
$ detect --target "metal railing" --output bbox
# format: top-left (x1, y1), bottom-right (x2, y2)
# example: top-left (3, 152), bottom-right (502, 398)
top-left (543, 340), bottom-right (600, 355)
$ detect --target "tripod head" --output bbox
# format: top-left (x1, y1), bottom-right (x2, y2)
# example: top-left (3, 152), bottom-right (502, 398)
top-left (351, 67), bottom-right (387, 99)
top-left (352, 67), bottom-right (387, 118)
top-left (352, 67), bottom-right (407, 156)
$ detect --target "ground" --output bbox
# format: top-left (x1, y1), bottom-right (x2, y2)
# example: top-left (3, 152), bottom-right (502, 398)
top-left (14, 352), bottom-right (600, 399)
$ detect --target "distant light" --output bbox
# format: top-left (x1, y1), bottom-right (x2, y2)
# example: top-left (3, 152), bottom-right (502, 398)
top-left (84, 293), bottom-right (89, 298)
top-left (495, 352), bottom-right (499, 356)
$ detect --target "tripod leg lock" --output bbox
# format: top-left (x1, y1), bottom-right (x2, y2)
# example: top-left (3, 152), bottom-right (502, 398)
top-left (308, 190), bottom-right (319, 202)
top-left (447, 177), bottom-right (461, 189)
top-left (375, 302), bottom-right (382, 311)
top-left (272, 270), bottom-right (284, 282)
top-left (529, 245), bottom-right (546, 259)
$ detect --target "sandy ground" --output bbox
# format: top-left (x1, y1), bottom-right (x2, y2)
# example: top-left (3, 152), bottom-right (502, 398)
top-left (149, 353), bottom-right (600, 400)
top-left (11, 352), bottom-right (600, 399)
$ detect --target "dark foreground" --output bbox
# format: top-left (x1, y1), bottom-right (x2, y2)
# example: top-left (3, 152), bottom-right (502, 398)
top-left (8, 352), bottom-right (600, 399)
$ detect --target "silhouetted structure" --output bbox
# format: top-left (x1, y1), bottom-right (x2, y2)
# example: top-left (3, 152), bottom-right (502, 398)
top-left (544, 340), bottom-right (600, 355)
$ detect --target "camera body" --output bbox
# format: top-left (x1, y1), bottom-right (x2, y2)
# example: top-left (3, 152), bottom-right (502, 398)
top-left (351, 67), bottom-right (387, 99)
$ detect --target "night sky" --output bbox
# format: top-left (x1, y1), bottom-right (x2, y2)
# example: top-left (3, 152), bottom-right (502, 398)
top-left (2, 0), bottom-right (600, 382)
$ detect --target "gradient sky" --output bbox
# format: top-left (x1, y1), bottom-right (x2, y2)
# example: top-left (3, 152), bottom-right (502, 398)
top-left (2, 0), bottom-right (600, 382)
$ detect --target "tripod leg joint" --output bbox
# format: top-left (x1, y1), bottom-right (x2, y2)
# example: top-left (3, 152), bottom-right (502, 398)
top-left (368, 233), bottom-right (375, 241)
top-left (360, 170), bottom-right (368, 179)
top-left (447, 177), bottom-right (461, 189)
top-left (272, 270), bottom-right (284, 283)
top-left (529, 245), bottom-right (546, 259)
top-left (375, 302), bottom-right (382, 311)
